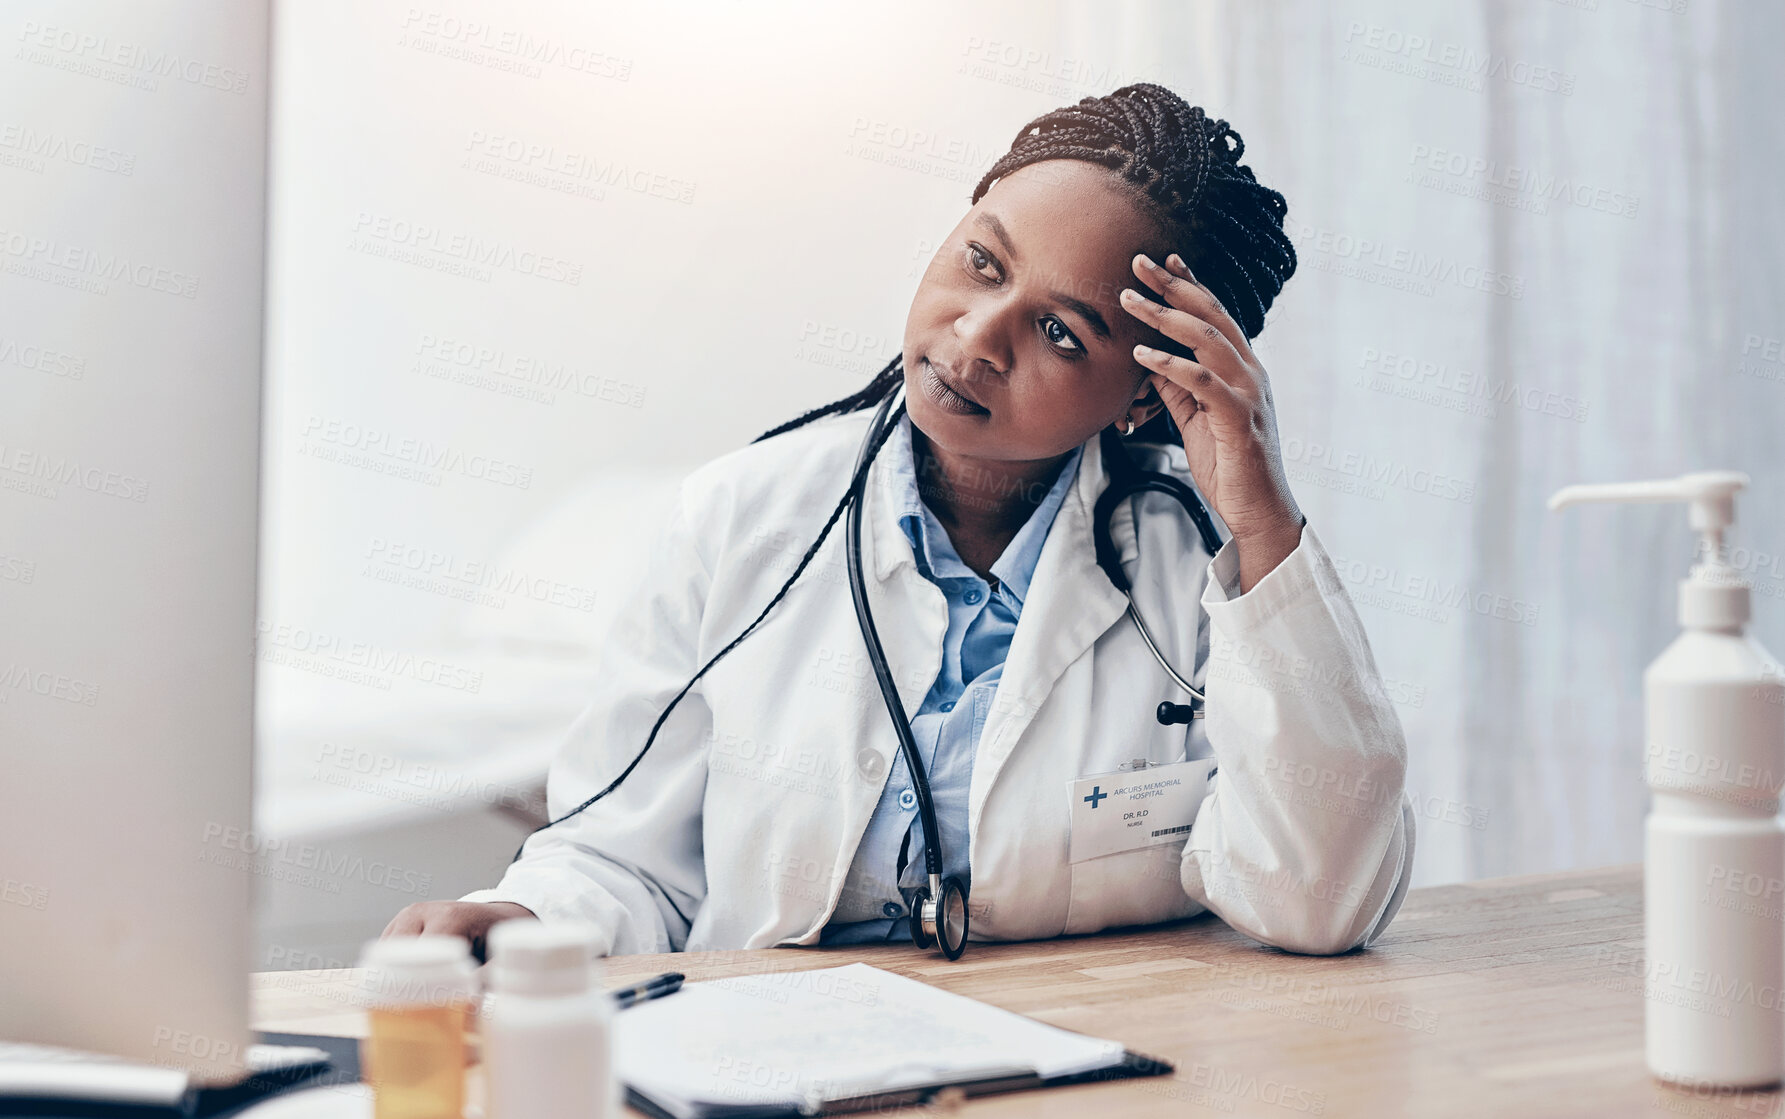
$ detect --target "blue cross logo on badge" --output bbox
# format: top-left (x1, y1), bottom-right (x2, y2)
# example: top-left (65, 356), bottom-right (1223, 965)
top-left (1083, 786), bottom-right (1107, 809)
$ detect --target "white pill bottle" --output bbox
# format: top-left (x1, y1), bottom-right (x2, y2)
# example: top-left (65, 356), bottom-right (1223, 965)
top-left (1552, 471), bottom-right (1785, 1088)
top-left (482, 920), bottom-right (619, 1118)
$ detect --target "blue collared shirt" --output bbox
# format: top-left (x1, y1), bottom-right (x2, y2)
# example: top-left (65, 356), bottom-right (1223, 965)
top-left (820, 412), bottom-right (1084, 943)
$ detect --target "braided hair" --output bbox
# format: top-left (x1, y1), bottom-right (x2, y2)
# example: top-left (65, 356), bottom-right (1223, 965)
top-left (516, 83), bottom-right (1294, 861)
top-left (755, 81), bottom-right (1294, 448)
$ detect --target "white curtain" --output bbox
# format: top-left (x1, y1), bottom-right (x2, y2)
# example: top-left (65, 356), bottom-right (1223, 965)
top-left (265, 0), bottom-right (1784, 891)
top-left (1132, 0), bottom-right (1785, 883)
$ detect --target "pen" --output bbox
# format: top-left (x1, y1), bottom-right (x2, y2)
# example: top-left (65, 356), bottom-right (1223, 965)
top-left (610, 971), bottom-right (684, 1009)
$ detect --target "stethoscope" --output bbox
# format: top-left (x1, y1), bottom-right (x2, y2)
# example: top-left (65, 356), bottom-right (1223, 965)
top-left (846, 385), bottom-right (1224, 959)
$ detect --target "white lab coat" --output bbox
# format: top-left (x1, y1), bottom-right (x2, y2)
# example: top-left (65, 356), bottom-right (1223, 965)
top-left (464, 405), bottom-right (1416, 957)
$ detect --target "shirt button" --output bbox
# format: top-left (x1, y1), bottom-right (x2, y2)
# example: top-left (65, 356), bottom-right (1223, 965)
top-left (897, 788), bottom-right (918, 811)
top-left (883, 901), bottom-right (903, 918)
top-left (940, 700), bottom-right (955, 713)
top-left (964, 588), bottom-right (983, 604)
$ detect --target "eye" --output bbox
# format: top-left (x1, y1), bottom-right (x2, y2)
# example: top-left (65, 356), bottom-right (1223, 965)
top-left (964, 241), bottom-right (1000, 280)
top-left (1041, 316), bottom-right (1084, 356)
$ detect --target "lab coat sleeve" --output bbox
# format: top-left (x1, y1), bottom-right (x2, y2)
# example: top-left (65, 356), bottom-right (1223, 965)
top-left (459, 478), bottom-right (714, 956)
top-left (1179, 519), bottom-right (1416, 955)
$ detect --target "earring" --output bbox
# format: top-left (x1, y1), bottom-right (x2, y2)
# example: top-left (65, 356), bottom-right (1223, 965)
top-left (1124, 418), bottom-right (1135, 436)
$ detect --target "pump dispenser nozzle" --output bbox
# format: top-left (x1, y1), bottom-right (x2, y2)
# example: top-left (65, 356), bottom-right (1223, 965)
top-left (1549, 470), bottom-right (1753, 629)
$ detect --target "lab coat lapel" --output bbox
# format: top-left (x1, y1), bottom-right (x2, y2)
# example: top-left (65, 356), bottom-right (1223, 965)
top-left (854, 421), bottom-right (948, 792)
top-left (971, 429), bottom-right (1131, 810)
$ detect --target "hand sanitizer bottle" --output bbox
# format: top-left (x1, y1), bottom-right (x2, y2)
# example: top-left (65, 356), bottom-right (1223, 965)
top-left (1550, 471), bottom-right (1785, 1088)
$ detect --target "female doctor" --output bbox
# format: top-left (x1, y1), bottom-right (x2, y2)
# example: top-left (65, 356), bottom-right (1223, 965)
top-left (386, 82), bottom-right (1415, 960)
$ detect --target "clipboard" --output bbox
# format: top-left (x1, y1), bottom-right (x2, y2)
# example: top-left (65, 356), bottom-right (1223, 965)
top-left (625, 1050), bottom-right (1174, 1119)
top-left (612, 963), bottom-right (1175, 1119)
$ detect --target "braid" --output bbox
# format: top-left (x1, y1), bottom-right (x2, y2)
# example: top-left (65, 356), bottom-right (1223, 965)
top-left (973, 82), bottom-right (1294, 340)
top-left (750, 355), bottom-right (903, 444)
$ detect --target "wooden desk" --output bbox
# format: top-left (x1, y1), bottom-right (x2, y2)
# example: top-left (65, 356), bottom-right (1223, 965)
top-left (254, 864), bottom-right (1784, 1117)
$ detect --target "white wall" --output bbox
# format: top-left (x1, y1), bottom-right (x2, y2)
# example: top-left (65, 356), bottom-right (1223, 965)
top-left (263, 1), bottom-right (1069, 677)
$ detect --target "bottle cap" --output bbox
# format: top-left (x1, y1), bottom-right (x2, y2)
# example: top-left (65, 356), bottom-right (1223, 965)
top-left (487, 921), bottom-right (602, 996)
top-left (356, 935), bottom-right (477, 1009)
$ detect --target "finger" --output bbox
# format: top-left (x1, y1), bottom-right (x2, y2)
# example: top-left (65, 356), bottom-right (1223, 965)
top-left (1153, 379), bottom-right (1205, 429)
top-left (1131, 253), bottom-right (1244, 347)
top-left (1133, 345), bottom-right (1244, 419)
top-left (1157, 252), bottom-right (1253, 358)
top-left (1121, 286), bottom-right (1246, 386)
top-left (382, 905), bottom-right (428, 938)
top-left (1152, 376), bottom-right (1220, 436)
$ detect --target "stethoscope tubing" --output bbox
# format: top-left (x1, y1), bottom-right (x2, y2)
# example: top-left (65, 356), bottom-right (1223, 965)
top-left (1091, 424), bottom-right (1223, 712)
top-left (845, 385), bottom-right (946, 879)
top-left (1122, 596), bottom-right (1206, 707)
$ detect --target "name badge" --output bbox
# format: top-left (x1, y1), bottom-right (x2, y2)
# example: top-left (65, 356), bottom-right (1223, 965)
top-left (1067, 758), bottom-right (1217, 864)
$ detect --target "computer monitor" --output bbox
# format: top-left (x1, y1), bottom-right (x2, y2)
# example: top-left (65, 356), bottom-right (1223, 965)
top-left (0, 0), bottom-right (271, 1087)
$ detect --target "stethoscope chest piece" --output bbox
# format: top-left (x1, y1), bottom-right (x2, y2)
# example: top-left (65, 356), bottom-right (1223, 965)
top-left (911, 873), bottom-right (969, 960)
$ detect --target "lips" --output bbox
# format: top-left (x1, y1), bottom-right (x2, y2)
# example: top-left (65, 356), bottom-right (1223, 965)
top-left (925, 358), bottom-right (989, 412)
